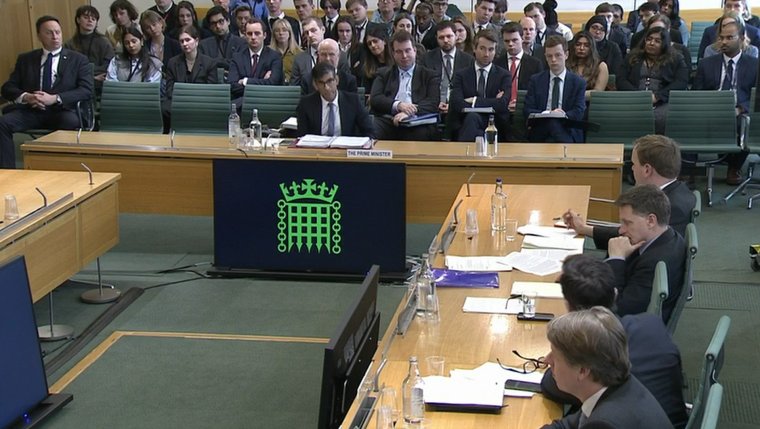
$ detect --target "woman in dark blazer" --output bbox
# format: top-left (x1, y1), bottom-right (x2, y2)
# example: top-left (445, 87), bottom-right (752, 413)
top-left (617, 26), bottom-right (688, 134)
top-left (163, 25), bottom-right (218, 132)
top-left (140, 10), bottom-right (182, 68)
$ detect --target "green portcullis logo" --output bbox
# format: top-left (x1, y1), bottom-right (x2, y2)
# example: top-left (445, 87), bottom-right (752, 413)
top-left (277, 179), bottom-right (342, 254)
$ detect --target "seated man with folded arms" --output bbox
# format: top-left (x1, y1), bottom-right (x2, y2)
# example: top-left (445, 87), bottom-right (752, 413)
top-left (540, 306), bottom-right (675, 429)
top-left (229, 18), bottom-right (284, 99)
top-left (299, 39), bottom-right (357, 95)
top-left (296, 62), bottom-right (375, 138)
top-left (600, 185), bottom-right (686, 321)
top-left (524, 35), bottom-right (585, 143)
top-left (199, 7), bottom-right (248, 71)
top-left (369, 30), bottom-right (440, 140)
top-left (540, 254), bottom-right (688, 429)
top-left (449, 29), bottom-right (510, 142)
top-left (563, 135), bottom-right (695, 241)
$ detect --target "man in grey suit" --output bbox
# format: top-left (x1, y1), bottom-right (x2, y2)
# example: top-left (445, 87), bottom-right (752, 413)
top-left (290, 17), bottom-right (325, 86)
top-left (540, 307), bottom-right (674, 429)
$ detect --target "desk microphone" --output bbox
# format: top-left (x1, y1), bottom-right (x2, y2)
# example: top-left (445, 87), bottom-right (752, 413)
top-left (80, 163), bottom-right (94, 185)
top-left (236, 148), bottom-right (249, 158)
top-left (76, 128), bottom-right (82, 145)
top-left (466, 172), bottom-right (475, 197)
top-left (35, 187), bottom-right (47, 207)
top-left (563, 144), bottom-right (568, 159)
top-left (170, 130), bottom-right (176, 148)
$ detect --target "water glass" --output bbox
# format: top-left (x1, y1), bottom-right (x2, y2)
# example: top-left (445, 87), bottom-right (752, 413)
top-left (4, 194), bottom-right (19, 221)
top-left (464, 208), bottom-right (479, 237)
top-left (505, 219), bottom-right (518, 242)
top-left (425, 356), bottom-right (445, 376)
top-left (522, 291), bottom-right (537, 318)
top-left (475, 136), bottom-right (487, 157)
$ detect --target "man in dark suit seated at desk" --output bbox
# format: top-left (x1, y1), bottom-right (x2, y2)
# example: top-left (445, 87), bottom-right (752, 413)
top-left (296, 62), bottom-right (375, 138)
top-left (199, 7), bottom-right (248, 72)
top-left (369, 30), bottom-right (440, 141)
top-left (228, 18), bottom-right (284, 99)
top-left (524, 35), bottom-right (586, 143)
top-left (449, 29), bottom-right (510, 142)
top-left (0, 16), bottom-right (94, 169)
top-left (540, 255), bottom-right (688, 429)
top-left (539, 300), bottom-right (679, 429)
top-left (563, 135), bottom-right (695, 240)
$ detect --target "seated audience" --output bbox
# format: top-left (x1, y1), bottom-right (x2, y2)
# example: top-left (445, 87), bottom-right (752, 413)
top-left (230, 0), bottom-right (269, 21)
top-left (369, 0), bottom-right (397, 32)
top-left (695, 14), bottom-right (759, 185)
top-left (564, 134), bottom-right (695, 241)
top-left (290, 17), bottom-right (325, 87)
top-left (633, 1), bottom-right (660, 33)
top-left (233, 5), bottom-right (253, 38)
top-left (300, 39), bottom-right (357, 95)
top-left (199, 6), bottom-right (248, 70)
top-left (610, 3), bottom-right (632, 52)
top-left (393, 13), bottom-right (426, 55)
top-left (617, 26), bottom-right (688, 135)
top-left (567, 31), bottom-right (608, 101)
top-left (595, 2), bottom-right (628, 58)
top-left (414, 2), bottom-right (437, 51)
top-left (336, 16), bottom-right (355, 53)
top-left (0, 16), bottom-right (94, 169)
top-left (321, 0), bottom-right (341, 41)
top-left (431, 0), bottom-right (451, 23)
top-left (630, 15), bottom-right (691, 66)
top-left (106, 0), bottom-right (141, 55)
top-left (106, 25), bottom-right (163, 82)
top-left (141, 10), bottom-right (182, 65)
top-left (449, 29), bottom-right (510, 142)
top-left (229, 18), bottom-right (284, 98)
top-left (269, 18), bottom-right (303, 84)
top-left (520, 16), bottom-right (543, 59)
top-left (524, 2), bottom-right (572, 43)
top-left (369, 30), bottom-right (440, 140)
top-left (64, 5), bottom-right (115, 86)
top-left (294, 0), bottom-right (315, 22)
top-left (540, 307), bottom-right (674, 429)
top-left (296, 62), bottom-right (374, 137)
top-left (540, 255), bottom-right (688, 429)
top-left (699, 0), bottom-right (760, 59)
top-left (355, 25), bottom-right (393, 89)
top-left (347, 0), bottom-right (383, 45)
top-left (170, 1), bottom-right (213, 40)
top-left (703, 12), bottom-right (759, 58)
top-left (149, 0), bottom-right (181, 36)
top-left (584, 15), bottom-right (622, 76)
top-left (524, 35), bottom-right (586, 143)
top-left (659, 0), bottom-right (688, 46)
top-left (451, 16), bottom-right (474, 55)
top-left (263, 0), bottom-right (300, 46)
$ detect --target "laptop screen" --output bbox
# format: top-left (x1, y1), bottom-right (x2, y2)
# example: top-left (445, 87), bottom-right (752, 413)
top-left (0, 256), bottom-right (50, 427)
top-left (213, 159), bottom-right (407, 275)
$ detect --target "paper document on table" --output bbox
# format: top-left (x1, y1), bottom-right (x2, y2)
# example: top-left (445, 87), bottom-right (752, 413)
top-left (280, 116), bottom-right (298, 130)
top-left (517, 225), bottom-right (578, 238)
top-left (450, 362), bottom-right (542, 398)
top-left (328, 136), bottom-right (372, 148)
top-left (511, 281), bottom-right (564, 299)
top-left (445, 255), bottom-right (513, 271)
top-left (503, 252), bottom-right (562, 276)
top-left (423, 376), bottom-right (504, 409)
top-left (462, 297), bottom-right (523, 314)
top-left (522, 235), bottom-right (585, 251)
top-left (521, 248), bottom-right (582, 262)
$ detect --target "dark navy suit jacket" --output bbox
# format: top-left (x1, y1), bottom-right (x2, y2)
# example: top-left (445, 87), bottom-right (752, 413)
top-left (694, 52), bottom-right (759, 113)
top-left (296, 90), bottom-right (375, 138)
top-left (369, 64), bottom-right (440, 116)
top-left (524, 68), bottom-right (586, 142)
top-left (699, 23), bottom-right (760, 59)
top-left (494, 53), bottom-right (544, 90)
top-left (228, 46), bottom-right (283, 97)
top-left (450, 64), bottom-right (511, 117)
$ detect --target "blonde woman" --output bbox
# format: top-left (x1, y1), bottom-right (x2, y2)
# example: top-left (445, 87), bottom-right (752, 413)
top-left (269, 18), bottom-right (303, 84)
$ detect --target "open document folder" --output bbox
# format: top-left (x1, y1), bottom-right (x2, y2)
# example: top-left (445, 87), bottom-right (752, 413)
top-left (294, 134), bottom-right (373, 149)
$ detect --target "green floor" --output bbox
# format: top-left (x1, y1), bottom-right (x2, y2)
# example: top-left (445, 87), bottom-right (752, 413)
top-left (29, 171), bottom-right (760, 429)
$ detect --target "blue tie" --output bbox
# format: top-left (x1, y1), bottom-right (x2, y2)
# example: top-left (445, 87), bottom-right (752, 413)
top-left (42, 53), bottom-right (53, 92)
top-left (327, 102), bottom-right (336, 136)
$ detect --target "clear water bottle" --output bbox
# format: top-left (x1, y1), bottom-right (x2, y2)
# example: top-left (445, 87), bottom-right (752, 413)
top-left (491, 178), bottom-right (508, 231)
top-left (485, 114), bottom-right (498, 156)
top-left (402, 356), bottom-right (425, 424)
top-left (249, 108), bottom-right (262, 147)
top-left (228, 103), bottom-right (240, 147)
top-left (416, 256), bottom-right (434, 315)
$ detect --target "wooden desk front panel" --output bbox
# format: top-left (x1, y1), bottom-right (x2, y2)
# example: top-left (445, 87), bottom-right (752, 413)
top-left (78, 183), bottom-right (120, 265)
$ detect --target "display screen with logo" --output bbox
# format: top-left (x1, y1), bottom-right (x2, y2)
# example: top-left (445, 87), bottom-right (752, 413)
top-left (212, 159), bottom-right (407, 277)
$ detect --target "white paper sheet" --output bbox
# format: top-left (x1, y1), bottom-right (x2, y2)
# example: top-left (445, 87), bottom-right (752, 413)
top-left (444, 255), bottom-right (513, 271)
top-left (522, 235), bottom-right (585, 251)
top-left (503, 252), bottom-right (562, 276)
top-left (511, 281), bottom-right (564, 299)
top-left (462, 297), bottom-right (523, 314)
top-left (422, 376), bottom-right (504, 407)
top-left (517, 225), bottom-right (578, 238)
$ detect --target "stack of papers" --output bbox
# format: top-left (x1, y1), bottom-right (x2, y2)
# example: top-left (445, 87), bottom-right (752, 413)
top-left (280, 117), bottom-right (298, 130)
top-left (423, 375), bottom-right (504, 410)
top-left (462, 297), bottom-right (523, 314)
top-left (522, 235), bottom-right (585, 251)
top-left (295, 135), bottom-right (372, 149)
top-left (444, 255), bottom-right (513, 272)
top-left (449, 362), bottom-right (544, 398)
top-left (510, 281), bottom-right (564, 299)
top-left (503, 252), bottom-right (562, 276)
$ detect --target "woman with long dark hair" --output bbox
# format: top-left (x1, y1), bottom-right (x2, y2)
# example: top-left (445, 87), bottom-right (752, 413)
top-left (567, 31), bottom-right (608, 100)
top-left (170, 1), bottom-right (213, 40)
top-left (659, 0), bottom-right (688, 46)
top-left (106, 0), bottom-right (140, 54)
top-left (106, 25), bottom-right (163, 82)
top-left (451, 16), bottom-right (473, 55)
top-left (357, 25), bottom-right (394, 89)
top-left (617, 26), bottom-right (688, 134)
top-left (64, 5), bottom-right (115, 84)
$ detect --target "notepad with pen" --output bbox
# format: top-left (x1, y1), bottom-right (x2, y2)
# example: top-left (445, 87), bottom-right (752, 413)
top-left (430, 269), bottom-right (500, 288)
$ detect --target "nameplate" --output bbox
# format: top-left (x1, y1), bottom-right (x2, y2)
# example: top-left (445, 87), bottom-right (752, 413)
top-left (347, 149), bottom-right (393, 159)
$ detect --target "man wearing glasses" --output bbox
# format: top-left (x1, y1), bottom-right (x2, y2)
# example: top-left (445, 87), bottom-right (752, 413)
top-left (296, 61), bottom-right (375, 137)
top-left (538, 255), bottom-right (687, 429)
top-left (199, 6), bottom-right (248, 70)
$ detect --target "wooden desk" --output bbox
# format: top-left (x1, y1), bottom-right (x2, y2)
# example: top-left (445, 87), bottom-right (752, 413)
top-left (340, 184), bottom-right (590, 429)
top-left (0, 170), bottom-right (120, 302)
top-left (21, 131), bottom-right (621, 222)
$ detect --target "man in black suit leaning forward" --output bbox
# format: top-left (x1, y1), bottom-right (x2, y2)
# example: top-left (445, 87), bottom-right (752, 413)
top-left (540, 307), bottom-right (675, 429)
top-left (296, 62), bottom-right (375, 138)
top-left (369, 30), bottom-right (440, 141)
top-left (0, 16), bottom-right (93, 168)
top-left (450, 29), bottom-right (510, 142)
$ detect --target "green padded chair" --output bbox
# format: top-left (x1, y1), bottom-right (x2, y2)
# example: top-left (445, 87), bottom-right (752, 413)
top-left (646, 261), bottom-right (668, 318)
top-left (691, 190), bottom-right (702, 223)
top-left (699, 383), bottom-right (723, 429)
top-left (171, 83), bottom-right (231, 135)
top-left (667, 223), bottom-right (698, 335)
top-left (242, 85), bottom-right (301, 129)
top-left (665, 90), bottom-right (742, 207)
top-left (685, 315), bottom-right (731, 429)
top-left (512, 90), bottom-right (528, 141)
top-left (586, 91), bottom-right (654, 150)
top-left (689, 21), bottom-right (714, 65)
top-left (100, 81), bottom-right (163, 133)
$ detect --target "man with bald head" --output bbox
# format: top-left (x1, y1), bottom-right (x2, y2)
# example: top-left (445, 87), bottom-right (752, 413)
top-left (300, 38), bottom-right (357, 94)
top-left (520, 16), bottom-right (543, 60)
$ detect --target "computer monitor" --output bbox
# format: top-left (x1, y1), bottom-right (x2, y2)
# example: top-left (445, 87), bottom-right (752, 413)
top-left (212, 159), bottom-right (406, 279)
top-left (318, 265), bottom-right (381, 429)
top-left (0, 256), bottom-right (72, 428)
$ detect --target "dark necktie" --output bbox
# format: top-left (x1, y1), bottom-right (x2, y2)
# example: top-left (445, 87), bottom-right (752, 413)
top-left (251, 54), bottom-right (259, 76)
top-left (477, 68), bottom-right (486, 98)
top-left (42, 53), bottom-right (53, 92)
top-left (551, 76), bottom-right (561, 110)
top-left (441, 54), bottom-right (452, 102)
top-left (722, 59), bottom-right (734, 90)
top-left (327, 19), bottom-right (333, 34)
top-left (327, 102), bottom-right (336, 136)
top-left (537, 30), bottom-right (543, 44)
